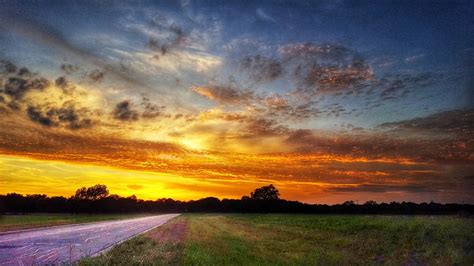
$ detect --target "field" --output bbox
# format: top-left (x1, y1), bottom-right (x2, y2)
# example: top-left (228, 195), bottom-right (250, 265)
top-left (81, 214), bottom-right (474, 265)
top-left (0, 214), bottom-right (143, 232)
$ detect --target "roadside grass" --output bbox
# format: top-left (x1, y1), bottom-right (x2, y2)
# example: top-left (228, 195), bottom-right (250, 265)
top-left (80, 216), bottom-right (187, 266)
top-left (0, 214), bottom-right (145, 232)
top-left (81, 214), bottom-right (474, 265)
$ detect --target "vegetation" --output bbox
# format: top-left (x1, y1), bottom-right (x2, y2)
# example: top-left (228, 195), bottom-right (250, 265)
top-left (249, 184), bottom-right (280, 200)
top-left (73, 184), bottom-right (109, 200)
top-left (1, 184), bottom-right (473, 215)
top-left (82, 214), bottom-right (474, 265)
top-left (0, 213), bottom-right (143, 232)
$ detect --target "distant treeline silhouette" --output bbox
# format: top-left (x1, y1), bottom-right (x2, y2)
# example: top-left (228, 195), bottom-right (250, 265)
top-left (1, 184), bottom-right (472, 215)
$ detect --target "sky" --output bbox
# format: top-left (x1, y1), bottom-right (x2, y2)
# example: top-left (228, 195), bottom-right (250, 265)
top-left (0, 0), bottom-right (473, 204)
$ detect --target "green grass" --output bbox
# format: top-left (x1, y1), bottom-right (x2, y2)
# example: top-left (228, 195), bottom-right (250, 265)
top-left (0, 214), bottom-right (145, 232)
top-left (82, 214), bottom-right (474, 265)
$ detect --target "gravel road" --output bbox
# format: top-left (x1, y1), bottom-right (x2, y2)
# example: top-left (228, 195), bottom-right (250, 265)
top-left (0, 214), bottom-right (180, 265)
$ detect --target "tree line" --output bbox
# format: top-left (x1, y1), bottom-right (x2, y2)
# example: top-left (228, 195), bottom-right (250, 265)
top-left (0, 184), bottom-right (472, 215)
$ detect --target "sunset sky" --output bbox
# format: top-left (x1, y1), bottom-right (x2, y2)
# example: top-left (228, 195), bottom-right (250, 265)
top-left (0, 0), bottom-right (472, 204)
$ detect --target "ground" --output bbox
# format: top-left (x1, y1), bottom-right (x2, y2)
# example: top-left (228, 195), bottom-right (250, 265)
top-left (0, 214), bottom-right (144, 232)
top-left (80, 214), bottom-right (474, 265)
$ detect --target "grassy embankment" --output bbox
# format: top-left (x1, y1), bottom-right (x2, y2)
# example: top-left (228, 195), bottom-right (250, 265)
top-left (81, 214), bottom-right (474, 265)
top-left (0, 214), bottom-right (145, 232)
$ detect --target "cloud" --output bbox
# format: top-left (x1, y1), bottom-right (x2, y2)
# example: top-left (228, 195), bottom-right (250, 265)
top-left (324, 175), bottom-right (473, 195)
top-left (2, 76), bottom-right (50, 100)
top-left (0, 61), bottom-right (100, 130)
top-left (191, 81), bottom-right (321, 122)
top-left (26, 104), bottom-right (94, 130)
top-left (325, 183), bottom-right (439, 193)
top-left (192, 85), bottom-right (255, 105)
top-left (256, 8), bottom-right (277, 23)
top-left (0, 117), bottom-right (185, 161)
top-left (113, 100), bottom-right (139, 121)
top-left (141, 97), bottom-right (164, 119)
top-left (378, 109), bottom-right (474, 136)
top-left (243, 118), bottom-right (289, 138)
top-left (147, 24), bottom-right (186, 56)
top-left (1, 15), bottom-right (157, 91)
top-left (127, 184), bottom-right (144, 190)
top-left (87, 69), bottom-right (105, 83)
top-left (404, 54), bottom-right (425, 63)
top-left (0, 60), bottom-right (17, 74)
top-left (279, 42), bottom-right (373, 94)
top-left (239, 55), bottom-right (282, 82)
top-left (60, 64), bottom-right (79, 74)
top-left (54, 76), bottom-right (68, 88)
top-left (376, 72), bottom-right (432, 100)
top-left (27, 106), bottom-right (54, 127)
top-left (284, 127), bottom-right (473, 163)
top-left (263, 96), bottom-right (321, 121)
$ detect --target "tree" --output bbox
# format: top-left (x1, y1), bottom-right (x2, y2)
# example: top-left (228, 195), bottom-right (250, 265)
top-left (250, 184), bottom-right (280, 200)
top-left (364, 200), bottom-right (377, 206)
top-left (343, 200), bottom-right (355, 206)
top-left (74, 184), bottom-right (109, 200)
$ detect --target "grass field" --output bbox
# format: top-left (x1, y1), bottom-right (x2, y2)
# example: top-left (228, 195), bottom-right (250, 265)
top-left (81, 214), bottom-right (474, 265)
top-left (0, 214), bottom-right (144, 232)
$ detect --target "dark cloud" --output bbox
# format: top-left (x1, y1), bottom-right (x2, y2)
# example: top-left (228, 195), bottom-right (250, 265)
top-left (60, 64), bottom-right (79, 74)
top-left (147, 17), bottom-right (186, 57)
top-left (48, 106), bottom-right (93, 129)
top-left (325, 175), bottom-right (474, 195)
top-left (263, 96), bottom-right (321, 121)
top-left (0, 60), bottom-right (17, 74)
top-left (325, 103), bottom-right (347, 117)
top-left (141, 97), bottom-right (164, 119)
top-left (239, 55), bottom-right (282, 82)
top-left (192, 85), bottom-right (255, 105)
top-left (87, 69), bottom-right (105, 83)
top-left (18, 67), bottom-right (31, 76)
top-left (26, 104), bottom-right (93, 129)
top-left (284, 128), bottom-right (473, 163)
top-left (243, 118), bottom-right (289, 138)
top-left (376, 72), bottom-right (433, 101)
top-left (113, 100), bottom-right (139, 121)
top-left (3, 76), bottom-right (49, 100)
top-left (325, 183), bottom-right (439, 193)
top-left (55, 76), bottom-right (68, 88)
top-left (0, 62), bottom-right (95, 129)
top-left (27, 106), bottom-right (54, 126)
top-left (378, 109), bottom-right (474, 136)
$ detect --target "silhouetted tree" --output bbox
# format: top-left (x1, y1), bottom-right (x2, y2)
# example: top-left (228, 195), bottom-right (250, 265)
top-left (1, 184), bottom-right (473, 215)
top-left (364, 200), bottom-right (377, 206)
top-left (251, 184), bottom-right (280, 200)
top-left (343, 200), bottom-right (355, 206)
top-left (73, 184), bottom-right (109, 200)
